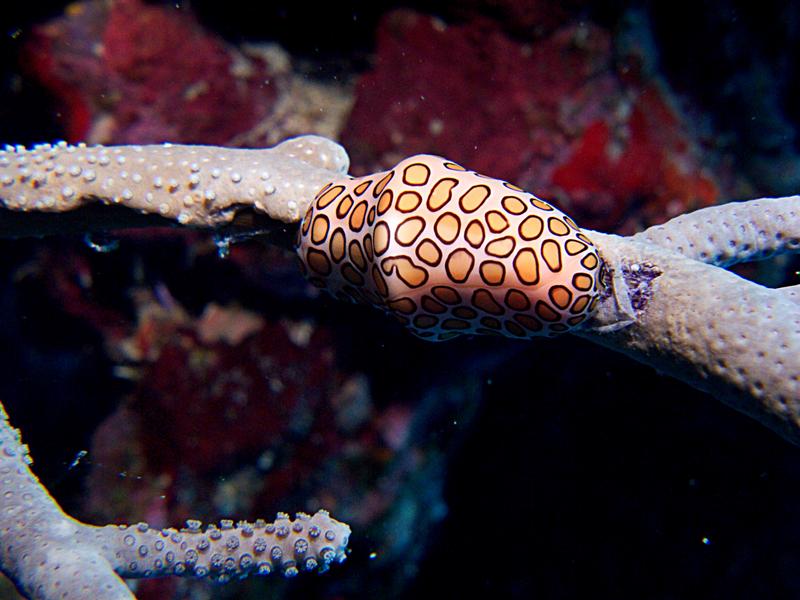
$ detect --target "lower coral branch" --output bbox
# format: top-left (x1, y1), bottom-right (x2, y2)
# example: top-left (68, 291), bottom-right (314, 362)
top-left (0, 402), bottom-right (350, 600)
top-left (97, 510), bottom-right (349, 582)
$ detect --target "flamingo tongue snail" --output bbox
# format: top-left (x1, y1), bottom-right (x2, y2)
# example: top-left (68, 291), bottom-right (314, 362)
top-left (297, 155), bottom-right (602, 341)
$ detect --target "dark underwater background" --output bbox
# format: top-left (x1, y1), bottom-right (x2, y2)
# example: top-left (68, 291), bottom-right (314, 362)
top-left (0, 1), bottom-right (799, 598)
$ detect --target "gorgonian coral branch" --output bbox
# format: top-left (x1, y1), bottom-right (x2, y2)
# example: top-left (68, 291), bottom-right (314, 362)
top-left (631, 195), bottom-right (800, 267)
top-left (0, 136), bottom-right (349, 227)
top-left (579, 232), bottom-right (800, 444)
top-left (0, 402), bottom-right (350, 600)
top-left (92, 510), bottom-right (349, 581)
top-left (1, 137), bottom-right (798, 447)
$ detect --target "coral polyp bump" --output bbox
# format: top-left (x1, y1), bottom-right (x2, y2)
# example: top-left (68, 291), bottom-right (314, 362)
top-left (297, 155), bottom-right (602, 340)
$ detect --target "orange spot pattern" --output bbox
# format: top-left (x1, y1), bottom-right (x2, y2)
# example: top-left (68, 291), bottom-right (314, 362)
top-left (297, 155), bottom-right (601, 340)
